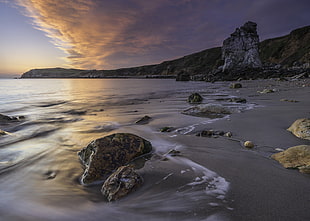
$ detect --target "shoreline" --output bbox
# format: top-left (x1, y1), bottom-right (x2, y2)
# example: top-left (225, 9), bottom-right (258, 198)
top-left (0, 77), bottom-right (309, 221)
top-left (171, 77), bottom-right (310, 220)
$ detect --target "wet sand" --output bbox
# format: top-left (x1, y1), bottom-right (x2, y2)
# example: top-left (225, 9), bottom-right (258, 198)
top-left (1, 78), bottom-right (309, 221)
top-left (170, 78), bottom-right (310, 221)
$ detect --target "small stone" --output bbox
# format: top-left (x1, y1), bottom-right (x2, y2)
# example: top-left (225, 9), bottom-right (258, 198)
top-left (43, 171), bottom-right (57, 180)
top-left (224, 132), bottom-right (232, 137)
top-left (135, 115), bottom-right (151, 124)
top-left (229, 83), bottom-right (242, 89)
top-left (160, 127), bottom-right (174, 132)
top-left (228, 98), bottom-right (247, 103)
top-left (167, 149), bottom-right (181, 156)
top-left (187, 93), bottom-right (203, 104)
top-left (280, 99), bottom-right (299, 103)
top-left (258, 89), bottom-right (275, 94)
top-left (101, 165), bottom-right (143, 201)
top-left (0, 129), bottom-right (9, 136)
top-left (244, 141), bottom-right (254, 148)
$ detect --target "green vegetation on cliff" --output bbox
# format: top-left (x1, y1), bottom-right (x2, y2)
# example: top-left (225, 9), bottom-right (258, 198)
top-left (21, 25), bottom-right (309, 79)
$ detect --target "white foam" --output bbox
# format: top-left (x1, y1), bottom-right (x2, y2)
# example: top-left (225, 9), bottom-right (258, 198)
top-left (168, 157), bottom-right (230, 199)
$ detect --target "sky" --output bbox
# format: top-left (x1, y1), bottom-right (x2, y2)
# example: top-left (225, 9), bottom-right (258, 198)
top-left (0, 0), bottom-right (309, 77)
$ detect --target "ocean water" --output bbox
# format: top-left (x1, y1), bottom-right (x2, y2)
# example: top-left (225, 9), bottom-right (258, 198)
top-left (0, 79), bottom-right (250, 221)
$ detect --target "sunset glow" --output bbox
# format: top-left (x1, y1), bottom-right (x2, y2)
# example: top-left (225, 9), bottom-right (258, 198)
top-left (0, 0), bottom-right (309, 76)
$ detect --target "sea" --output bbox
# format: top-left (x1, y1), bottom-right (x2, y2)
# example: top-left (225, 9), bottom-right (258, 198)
top-left (0, 79), bottom-right (253, 221)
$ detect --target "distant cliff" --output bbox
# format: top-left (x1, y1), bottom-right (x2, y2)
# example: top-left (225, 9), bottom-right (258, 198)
top-left (21, 25), bottom-right (309, 80)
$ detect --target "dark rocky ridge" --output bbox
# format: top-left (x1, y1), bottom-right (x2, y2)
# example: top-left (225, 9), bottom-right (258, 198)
top-left (21, 24), bottom-right (309, 81)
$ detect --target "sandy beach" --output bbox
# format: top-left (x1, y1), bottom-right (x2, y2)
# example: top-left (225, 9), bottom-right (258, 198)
top-left (0, 78), bottom-right (309, 221)
top-left (167, 78), bottom-right (310, 221)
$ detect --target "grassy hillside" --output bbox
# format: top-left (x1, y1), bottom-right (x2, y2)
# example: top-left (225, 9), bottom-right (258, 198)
top-left (21, 25), bottom-right (309, 79)
top-left (260, 26), bottom-right (310, 66)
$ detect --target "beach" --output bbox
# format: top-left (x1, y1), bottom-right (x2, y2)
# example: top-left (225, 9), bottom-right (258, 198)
top-left (0, 78), bottom-right (309, 221)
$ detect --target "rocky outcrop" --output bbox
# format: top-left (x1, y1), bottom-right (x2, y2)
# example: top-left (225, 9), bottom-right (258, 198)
top-left (271, 145), bottom-right (310, 174)
top-left (101, 165), bottom-right (143, 201)
top-left (187, 93), bottom-right (203, 104)
top-left (135, 115), bottom-right (152, 124)
top-left (196, 130), bottom-right (232, 138)
top-left (20, 25), bottom-right (309, 82)
top-left (260, 26), bottom-right (310, 67)
top-left (182, 104), bottom-right (231, 118)
top-left (78, 133), bottom-right (152, 185)
top-left (176, 70), bottom-right (190, 81)
top-left (287, 118), bottom-right (310, 140)
top-left (0, 114), bottom-right (24, 122)
top-left (222, 21), bottom-right (262, 71)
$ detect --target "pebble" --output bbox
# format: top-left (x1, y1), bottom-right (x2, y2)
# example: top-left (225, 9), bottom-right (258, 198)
top-left (244, 141), bottom-right (254, 148)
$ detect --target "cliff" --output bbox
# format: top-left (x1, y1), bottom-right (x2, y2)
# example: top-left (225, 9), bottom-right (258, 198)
top-left (260, 25), bottom-right (310, 67)
top-left (21, 25), bottom-right (309, 80)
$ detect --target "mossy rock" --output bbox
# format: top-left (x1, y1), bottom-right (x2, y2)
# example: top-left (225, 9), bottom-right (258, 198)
top-left (101, 165), bottom-right (143, 201)
top-left (271, 145), bottom-right (310, 174)
top-left (187, 93), bottom-right (203, 104)
top-left (78, 133), bottom-right (152, 184)
top-left (229, 83), bottom-right (242, 89)
top-left (287, 118), bottom-right (310, 140)
top-left (135, 115), bottom-right (151, 124)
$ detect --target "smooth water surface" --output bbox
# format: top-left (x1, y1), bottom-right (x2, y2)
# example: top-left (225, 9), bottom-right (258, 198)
top-left (0, 79), bottom-right (246, 221)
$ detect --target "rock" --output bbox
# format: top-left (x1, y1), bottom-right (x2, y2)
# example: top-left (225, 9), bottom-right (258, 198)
top-left (0, 114), bottom-right (23, 122)
top-left (0, 129), bottom-right (9, 136)
top-left (257, 89), bottom-right (275, 94)
top-left (187, 93), bottom-right (203, 103)
top-left (280, 99), bottom-right (299, 103)
top-left (229, 83), bottom-right (242, 89)
top-left (176, 70), bottom-right (190, 81)
top-left (160, 127), bottom-right (174, 132)
top-left (244, 141), bottom-right (254, 148)
top-left (0, 114), bottom-right (13, 121)
top-left (196, 130), bottom-right (225, 138)
top-left (63, 110), bottom-right (87, 115)
top-left (43, 171), bottom-right (57, 180)
top-left (224, 132), bottom-right (233, 137)
top-left (182, 104), bottom-right (231, 118)
top-left (291, 72), bottom-right (308, 80)
top-left (228, 98), bottom-right (247, 103)
top-left (222, 21), bottom-right (262, 71)
top-left (0, 114), bottom-right (25, 123)
top-left (135, 115), bottom-right (151, 124)
top-left (287, 118), bottom-right (310, 140)
top-left (78, 133), bottom-right (152, 185)
top-left (101, 165), bottom-right (143, 201)
top-left (271, 145), bottom-right (310, 174)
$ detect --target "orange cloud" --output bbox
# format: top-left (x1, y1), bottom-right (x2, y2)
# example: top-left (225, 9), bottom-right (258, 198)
top-left (14, 0), bottom-right (180, 70)
top-left (15, 0), bottom-right (310, 71)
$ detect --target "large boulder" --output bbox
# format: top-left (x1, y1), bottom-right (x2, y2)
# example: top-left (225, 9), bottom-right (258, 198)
top-left (287, 118), bottom-right (310, 140)
top-left (222, 21), bottom-right (262, 71)
top-left (271, 145), bottom-right (310, 174)
top-left (101, 165), bottom-right (143, 201)
top-left (78, 133), bottom-right (152, 185)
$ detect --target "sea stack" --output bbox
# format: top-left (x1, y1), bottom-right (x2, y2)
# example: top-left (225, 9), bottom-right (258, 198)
top-left (222, 21), bottom-right (262, 71)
